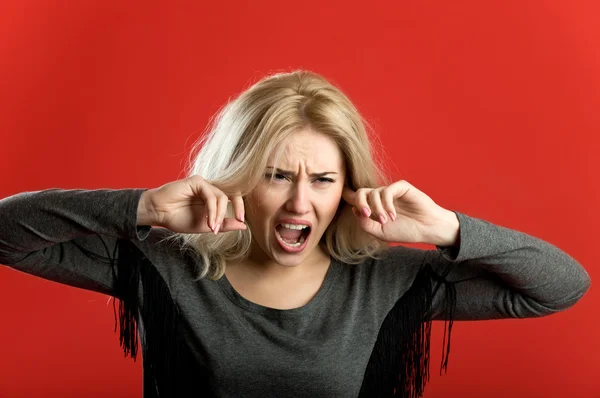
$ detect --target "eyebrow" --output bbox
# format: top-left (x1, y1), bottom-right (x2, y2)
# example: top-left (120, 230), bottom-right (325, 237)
top-left (265, 167), bottom-right (338, 177)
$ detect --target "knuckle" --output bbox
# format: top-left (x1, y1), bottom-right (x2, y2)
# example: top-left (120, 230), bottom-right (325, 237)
top-left (357, 188), bottom-right (369, 199)
top-left (204, 188), bottom-right (216, 198)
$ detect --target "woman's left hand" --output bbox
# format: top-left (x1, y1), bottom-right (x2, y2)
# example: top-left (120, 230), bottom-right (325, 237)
top-left (342, 180), bottom-right (460, 247)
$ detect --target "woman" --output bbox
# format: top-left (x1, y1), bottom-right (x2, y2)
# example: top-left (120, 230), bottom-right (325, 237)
top-left (0, 70), bottom-right (591, 397)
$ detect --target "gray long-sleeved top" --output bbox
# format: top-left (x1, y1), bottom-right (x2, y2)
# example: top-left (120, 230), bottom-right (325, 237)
top-left (0, 188), bottom-right (591, 397)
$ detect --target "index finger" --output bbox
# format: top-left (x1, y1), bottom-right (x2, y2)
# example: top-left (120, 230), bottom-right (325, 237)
top-left (342, 185), bottom-right (357, 205)
top-left (230, 193), bottom-right (245, 223)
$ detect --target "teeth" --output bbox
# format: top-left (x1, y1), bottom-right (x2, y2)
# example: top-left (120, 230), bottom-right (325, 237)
top-left (279, 223), bottom-right (309, 230)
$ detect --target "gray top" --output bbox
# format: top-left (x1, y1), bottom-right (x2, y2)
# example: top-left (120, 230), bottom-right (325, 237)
top-left (0, 188), bottom-right (591, 397)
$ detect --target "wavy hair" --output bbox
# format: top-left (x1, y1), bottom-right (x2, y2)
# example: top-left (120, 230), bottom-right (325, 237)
top-left (165, 70), bottom-right (391, 280)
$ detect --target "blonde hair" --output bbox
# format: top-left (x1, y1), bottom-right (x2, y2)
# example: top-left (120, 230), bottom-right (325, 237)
top-left (166, 70), bottom-right (391, 280)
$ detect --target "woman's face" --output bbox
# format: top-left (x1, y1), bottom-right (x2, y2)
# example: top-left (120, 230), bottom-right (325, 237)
top-left (245, 128), bottom-right (346, 269)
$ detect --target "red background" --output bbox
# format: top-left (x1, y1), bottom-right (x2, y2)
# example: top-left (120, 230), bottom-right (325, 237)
top-left (0, 1), bottom-right (598, 397)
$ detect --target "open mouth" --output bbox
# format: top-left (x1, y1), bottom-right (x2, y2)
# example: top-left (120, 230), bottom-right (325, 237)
top-left (274, 223), bottom-right (312, 252)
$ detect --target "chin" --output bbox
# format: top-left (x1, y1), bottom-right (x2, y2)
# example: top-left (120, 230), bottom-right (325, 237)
top-left (271, 253), bottom-right (307, 267)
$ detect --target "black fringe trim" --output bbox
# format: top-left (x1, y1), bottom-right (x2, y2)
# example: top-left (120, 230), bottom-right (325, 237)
top-left (73, 237), bottom-right (216, 397)
top-left (113, 238), bottom-right (185, 396)
top-left (74, 237), bottom-right (190, 397)
top-left (358, 259), bottom-right (456, 398)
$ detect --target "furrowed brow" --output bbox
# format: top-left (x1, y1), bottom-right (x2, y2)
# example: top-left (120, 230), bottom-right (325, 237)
top-left (265, 167), bottom-right (338, 177)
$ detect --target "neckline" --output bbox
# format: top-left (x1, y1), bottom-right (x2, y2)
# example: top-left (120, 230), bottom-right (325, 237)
top-left (217, 258), bottom-right (340, 317)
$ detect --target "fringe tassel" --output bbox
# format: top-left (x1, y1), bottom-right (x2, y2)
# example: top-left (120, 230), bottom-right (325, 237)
top-left (71, 238), bottom-right (142, 361)
top-left (427, 261), bottom-right (456, 375)
top-left (74, 237), bottom-right (214, 397)
top-left (112, 238), bottom-right (184, 397)
top-left (110, 240), bottom-right (140, 361)
top-left (359, 259), bottom-right (457, 398)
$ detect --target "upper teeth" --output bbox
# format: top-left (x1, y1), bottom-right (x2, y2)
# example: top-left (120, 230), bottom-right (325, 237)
top-left (280, 223), bottom-right (309, 230)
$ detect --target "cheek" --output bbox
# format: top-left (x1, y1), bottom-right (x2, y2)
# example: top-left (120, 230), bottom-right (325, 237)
top-left (318, 195), bottom-right (343, 225)
top-left (245, 191), bottom-right (280, 225)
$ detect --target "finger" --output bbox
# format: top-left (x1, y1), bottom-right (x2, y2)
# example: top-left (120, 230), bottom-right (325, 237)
top-left (214, 193), bottom-right (229, 234)
top-left (186, 176), bottom-right (214, 230)
top-left (368, 189), bottom-right (387, 224)
top-left (380, 187), bottom-right (397, 222)
top-left (342, 186), bottom-right (357, 206)
top-left (385, 180), bottom-right (414, 216)
top-left (200, 186), bottom-right (217, 231)
top-left (230, 194), bottom-right (245, 223)
top-left (205, 184), bottom-right (229, 233)
top-left (351, 206), bottom-right (380, 236)
top-left (354, 188), bottom-right (372, 218)
top-left (219, 218), bottom-right (247, 232)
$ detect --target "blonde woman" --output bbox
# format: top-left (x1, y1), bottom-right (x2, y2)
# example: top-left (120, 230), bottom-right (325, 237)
top-left (0, 71), bottom-right (590, 397)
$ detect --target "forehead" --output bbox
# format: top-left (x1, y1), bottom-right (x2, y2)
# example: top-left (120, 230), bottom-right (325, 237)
top-left (270, 129), bottom-right (344, 171)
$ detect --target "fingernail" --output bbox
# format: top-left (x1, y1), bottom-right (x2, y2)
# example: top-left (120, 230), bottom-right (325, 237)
top-left (388, 212), bottom-right (396, 221)
top-left (214, 224), bottom-right (220, 235)
top-left (379, 215), bottom-right (387, 224)
top-left (352, 207), bottom-right (358, 216)
top-left (362, 207), bottom-right (370, 217)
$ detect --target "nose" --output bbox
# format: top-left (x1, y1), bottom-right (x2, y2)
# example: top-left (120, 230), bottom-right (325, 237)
top-left (285, 181), bottom-right (310, 214)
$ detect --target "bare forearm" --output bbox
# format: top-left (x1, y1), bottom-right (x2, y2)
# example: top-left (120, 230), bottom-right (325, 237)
top-left (425, 209), bottom-right (461, 248)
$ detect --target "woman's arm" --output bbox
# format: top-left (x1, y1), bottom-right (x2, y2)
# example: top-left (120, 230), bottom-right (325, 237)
top-left (427, 211), bottom-right (591, 320)
top-left (0, 188), bottom-right (152, 295)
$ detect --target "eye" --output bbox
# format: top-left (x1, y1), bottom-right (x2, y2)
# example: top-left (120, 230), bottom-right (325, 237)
top-left (315, 177), bottom-right (335, 184)
top-left (263, 173), bottom-right (334, 184)
top-left (264, 173), bottom-right (288, 182)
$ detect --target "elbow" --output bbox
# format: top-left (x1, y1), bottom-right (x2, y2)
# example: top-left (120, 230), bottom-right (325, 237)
top-left (565, 262), bottom-right (592, 306)
top-left (516, 266), bottom-right (591, 318)
top-left (560, 255), bottom-right (592, 309)
top-left (566, 269), bottom-right (592, 308)
top-left (540, 267), bottom-right (591, 314)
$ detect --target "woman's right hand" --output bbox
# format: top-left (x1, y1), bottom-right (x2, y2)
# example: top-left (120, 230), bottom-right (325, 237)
top-left (137, 176), bottom-right (246, 234)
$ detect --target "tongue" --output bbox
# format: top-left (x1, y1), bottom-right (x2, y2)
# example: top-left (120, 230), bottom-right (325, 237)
top-left (278, 227), bottom-right (303, 240)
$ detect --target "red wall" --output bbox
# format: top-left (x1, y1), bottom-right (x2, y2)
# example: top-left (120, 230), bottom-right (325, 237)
top-left (0, 1), bottom-right (598, 396)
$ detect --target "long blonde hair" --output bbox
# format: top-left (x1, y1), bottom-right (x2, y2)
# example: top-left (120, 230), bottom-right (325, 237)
top-left (166, 70), bottom-right (391, 280)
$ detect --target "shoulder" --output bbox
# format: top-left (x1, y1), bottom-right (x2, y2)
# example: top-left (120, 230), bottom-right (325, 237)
top-left (129, 227), bottom-right (200, 280)
top-left (376, 245), bottom-right (431, 266)
top-left (335, 245), bottom-right (432, 291)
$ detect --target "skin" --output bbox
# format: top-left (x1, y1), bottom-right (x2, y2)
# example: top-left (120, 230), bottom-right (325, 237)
top-left (232, 128), bottom-right (346, 283)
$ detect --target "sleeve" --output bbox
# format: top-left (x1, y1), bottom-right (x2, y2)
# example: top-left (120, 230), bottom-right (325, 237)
top-left (427, 211), bottom-right (591, 321)
top-left (0, 188), bottom-right (153, 296)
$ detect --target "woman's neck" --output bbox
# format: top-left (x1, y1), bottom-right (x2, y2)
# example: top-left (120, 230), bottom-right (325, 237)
top-left (228, 246), bottom-right (331, 284)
